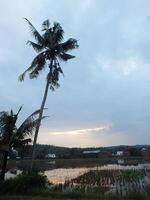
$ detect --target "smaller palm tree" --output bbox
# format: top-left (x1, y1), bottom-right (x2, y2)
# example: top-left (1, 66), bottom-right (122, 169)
top-left (0, 107), bottom-right (44, 181)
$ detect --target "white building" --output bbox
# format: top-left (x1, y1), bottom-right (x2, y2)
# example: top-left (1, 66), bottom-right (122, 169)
top-left (12, 148), bottom-right (18, 156)
top-left (45, 153), bottom-right (56, 159)
top-left (116, 151), bottom-right (123, 156)
top-left (83, 150), bottom-right (100, 154)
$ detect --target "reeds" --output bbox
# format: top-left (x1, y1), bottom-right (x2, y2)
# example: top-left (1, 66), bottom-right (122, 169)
top-left (51, 169), bottom-right (150, 196)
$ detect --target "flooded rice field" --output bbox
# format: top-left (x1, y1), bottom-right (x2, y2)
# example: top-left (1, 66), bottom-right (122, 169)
top-left (5, 158), bottom-right (150, 184)
top-left (45, 163), bottom-right (150, 184)
top-left (3, 158), bottom-right (150, 195)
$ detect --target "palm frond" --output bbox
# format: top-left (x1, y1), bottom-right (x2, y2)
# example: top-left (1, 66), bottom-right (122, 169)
top-left (57, 67), bottom-right (63, 74)
top-left (19, 51), bottom-right (46, 81)
top-left (0, 112), bottom-right (8, 127)
top-left (0, 111), bottom-right (16, 144)
top-left (16, 106), bottom-right (23, 116)
top-left (20, 19), bottom-right (78, 85)
top-left (0, 112), bottom-right (12, 131)
top-left (42, 19), bottom-right (50, 31)
top-left (29, 52), bottom-right (46, 79)
top-left (20, 138), bottom-right (32, 145)
top-left (25, 18), bottom-right (44, 45)
top-left (27, 109), bottom-right (41, 119)
top-left (16, 109), bottom-right (40, 135)
top-left (27, 40), bottom-right (44, 52)
top-left (42, 28), bottom-right (54, 48)
top-left (18, 72), bottom-right (25, 82)
top-left (16, 108), bottom-right (46, 138)
top-left (16, 119), bottom-right (37, 138)
top-left (0, 108), bottom-right (47, 150)
top-left (17, 116), bottom-right (46, 139)
top-left (13, 138), bottom-right (32, 148)
top-left (59, 53), bottom-right (75, 61)
top-left (19, 65), bottom-right (36, 81)
top-left (53, 22), bottom-right (64, 44)
top-left (61, 38), bottom-right (78, 52)
top-left (49, 83), bottom-right (60, 91)
top-left (0, 112), bottom-right (8, 139)
top-left (48, 74), bottom-right (60, 91)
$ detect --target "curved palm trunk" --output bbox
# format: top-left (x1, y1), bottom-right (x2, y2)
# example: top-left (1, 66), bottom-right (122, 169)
top-left (30, 61), bottom-right (53, 171)
top-left (0, 151), bottom-right (8, 181)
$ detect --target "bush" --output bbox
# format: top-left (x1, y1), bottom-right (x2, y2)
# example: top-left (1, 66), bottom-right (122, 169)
top-left (0, 172), bottom-right (48, 195)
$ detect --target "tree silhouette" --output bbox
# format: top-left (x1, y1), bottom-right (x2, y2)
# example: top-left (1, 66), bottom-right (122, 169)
top-left (19, 19), bottom-right (78, 170)
top-left (0, 107), bottom-right (44, 181)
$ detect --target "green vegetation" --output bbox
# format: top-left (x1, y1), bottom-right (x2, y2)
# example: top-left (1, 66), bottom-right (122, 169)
top-left (0, 170), bottom-right (150, 199)
top-left (0, 192), bottom-right (150, 200)
top-left (0, 108), bottom-right (44, 180)
top-left (72, 169), bottom-right (147, 185)
top-left (5, 143), bottom-right (150, 160)
top-left (0, 173), bottom-right (47, 195)
top-left (4, 158), bottom-right (113, 172)
top-left (69, 169), bottom-right (150, 196)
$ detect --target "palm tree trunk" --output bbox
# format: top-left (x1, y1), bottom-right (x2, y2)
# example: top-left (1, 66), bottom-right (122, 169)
top-left (30, 60), bottom-right (53, 171)
top-left (0, 151), bottom-right (8, 181)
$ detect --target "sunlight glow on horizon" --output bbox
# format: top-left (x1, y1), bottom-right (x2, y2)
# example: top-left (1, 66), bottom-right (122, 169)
top-left (48, 126), bottom-right (110, 136)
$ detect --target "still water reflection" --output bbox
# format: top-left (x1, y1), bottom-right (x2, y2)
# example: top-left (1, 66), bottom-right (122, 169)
top-left (45, 163), bottom-right (150, 184)
top-left (5, 160), bottom-right (150, 184)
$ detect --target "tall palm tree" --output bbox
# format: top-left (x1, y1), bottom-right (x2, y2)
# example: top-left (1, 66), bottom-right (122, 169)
top-left (0, 107), bottom-right (44, 181)
top-left (19, 19), bottom-right (78, 170)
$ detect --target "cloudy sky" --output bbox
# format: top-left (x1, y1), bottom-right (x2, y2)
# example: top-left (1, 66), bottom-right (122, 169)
top-left (1, 0), bottom-right (150, 147)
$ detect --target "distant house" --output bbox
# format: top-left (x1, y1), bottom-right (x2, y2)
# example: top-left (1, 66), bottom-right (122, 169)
top-left (82, 150), bottom-right (100, 158)
top-left (117, 159), bottom-right (125, 164)
top-left (16, 156), bottom-right (21, 160)
top-left (45, 153), bottom-right (56, 159)
top-left (12, 148), bottom-right (18, 157)
top-left (10, 148), bottom-right (19, 159)
top-left (123, 151), bottom-right (130, 157)
top-left (23, 156), bottom-right (32, 160)
top-left (141, 148), bottom-right (150, 157)
top-left (83, 150), bottom-right (101, 154)
top-left (116, 151), bottom-right (123, 156)
top-left (98, 151), bottom-right (112, 158)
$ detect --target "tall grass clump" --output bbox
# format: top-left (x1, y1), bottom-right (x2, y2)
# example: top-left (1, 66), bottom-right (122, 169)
top-left (67, 169), bottom-right (150, 196)
top-left (0, 172), bottom-right (48, 195)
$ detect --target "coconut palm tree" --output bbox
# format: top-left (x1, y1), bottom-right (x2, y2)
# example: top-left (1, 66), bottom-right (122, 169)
top-left (19, 19), bottom-right (78, 169)
top-left (0, 107), bottom-right (44, 181)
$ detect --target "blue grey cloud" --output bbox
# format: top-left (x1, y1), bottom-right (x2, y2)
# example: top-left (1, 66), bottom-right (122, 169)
top-left (0, 0), bottom-right (150, 146)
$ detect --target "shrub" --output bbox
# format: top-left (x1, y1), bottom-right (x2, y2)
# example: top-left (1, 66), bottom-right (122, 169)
top-left (0, 172), bottom-right (48, 195)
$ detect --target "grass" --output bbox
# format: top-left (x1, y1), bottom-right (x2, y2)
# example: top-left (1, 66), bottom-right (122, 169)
top-left (0, 197), bottom-right (65, 200)
top-left (1, 167), bottom-right (150, 200)
top-left (0, 193), bottom-right (150, 200)
top-left (69, 169), bottom-right (150, 195)
top-left (0, 197), bottom-right (49, 200)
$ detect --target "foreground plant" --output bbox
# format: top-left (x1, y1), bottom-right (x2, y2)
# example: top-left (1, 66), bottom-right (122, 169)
top-left (19, 19), bottom-right (78, 170)
top-left (71, 169), bottom-right (150, 195)
top-left (0, 173), bottom-right (149, 200)
top-left (0, 172), bottom-right (47, 195)
top-left (0, 107), bottom-right (44, 181)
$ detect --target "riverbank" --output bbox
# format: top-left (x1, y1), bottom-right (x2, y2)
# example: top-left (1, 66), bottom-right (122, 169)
top-left (4, 157), bottom-right (150, 171)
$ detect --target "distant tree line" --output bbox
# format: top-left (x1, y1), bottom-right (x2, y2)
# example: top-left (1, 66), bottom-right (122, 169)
top-left (6, 144), bottom-right (149, 159)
